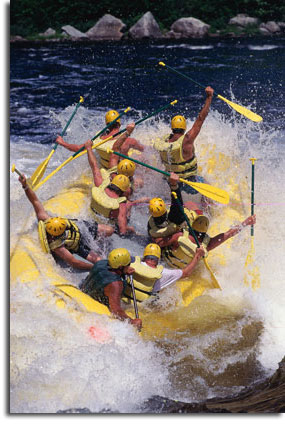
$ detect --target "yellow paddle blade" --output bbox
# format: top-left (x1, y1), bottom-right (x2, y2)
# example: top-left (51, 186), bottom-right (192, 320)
top-left (33, 155), bottom-right (73, 190)
top-left (244, 237), bottom-right (260, 290)
top-left (179, 178), bottom-right (230, 205)
top-left (29, 149), bottom-right (56, 187)
top-left (217, 95), bottom-right (263, 123)
top-left (203, 258), bottom-right (221, 290)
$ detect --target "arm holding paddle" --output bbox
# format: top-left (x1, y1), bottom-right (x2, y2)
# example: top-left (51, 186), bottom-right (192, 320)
top-left (85, 139), bottom-right (103, 187)
top-left (109, 122), bottom-right (136, 168)
top-left (18, 174), bottom-right (49, 221)
top-left (207, 215), bottom-right (256, 251)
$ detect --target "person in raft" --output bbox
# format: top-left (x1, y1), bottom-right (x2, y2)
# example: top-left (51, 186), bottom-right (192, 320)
top-left (153, 86), bottom-right (214, 204)
top-left (79, 244), bottom-right (205, 329)
top-left (56, 109), bottom-right (144, 170)
top-left (18, 174), bottom-right (113, 271)
top-left (84, 133), bottom-right (149, 236)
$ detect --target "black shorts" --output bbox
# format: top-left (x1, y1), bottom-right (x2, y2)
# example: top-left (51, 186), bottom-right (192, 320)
top-left (76, 221), bottom-right (98, 259)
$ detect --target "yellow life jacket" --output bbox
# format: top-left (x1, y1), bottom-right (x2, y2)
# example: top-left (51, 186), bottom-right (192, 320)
top-left (154, 135), bottom-right (198, 178)
top-left (163, 229), bottom-right (210, 269)
top-left (91, 168), bottom-right (126, 218)
top-left (148, 208), bottom-right (193, 239)
top-left (38, 219), bottom-right (81, 253)
top-left (95, 138), bottom-right (116, 169)
top-left (122, 257), bottom-right (164, 303)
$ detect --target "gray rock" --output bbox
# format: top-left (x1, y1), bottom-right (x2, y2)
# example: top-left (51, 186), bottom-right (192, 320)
top-left (170, 17), bottom-right (210, 38)
top-left (277, 22), bottom-right (285, 32)
top-left (229, 14), bottom-right (259, 27)
top-left (61, 25), bottom-right (88, 39)
top-left (39, 28), bottom-right (56, 37)
top-left (259, 21), bottom-right (281, 33)
top-left (86, 14), bottom-right (126, 40)
top-left (129, 11), bottom-right (163, 39)
top-left (164, 30), bottom-right (183, 39)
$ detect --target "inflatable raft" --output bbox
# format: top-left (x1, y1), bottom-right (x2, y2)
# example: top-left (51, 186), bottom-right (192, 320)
top-left (10, 145), bottom-right (251, 338)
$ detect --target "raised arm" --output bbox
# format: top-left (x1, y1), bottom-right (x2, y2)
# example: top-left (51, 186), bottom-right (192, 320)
top-left (56, 135), bottom-right (84, 153)
top-left (182, 86), bottom-right (214, 156)
top-left (18, 174), bottom-right (49, 221)
top-left (85, 139), bottom-right (103, 187)
top-left (109, 123), bottom-right (135, 168)
top-left (207, 215), bottom-right (256, 251)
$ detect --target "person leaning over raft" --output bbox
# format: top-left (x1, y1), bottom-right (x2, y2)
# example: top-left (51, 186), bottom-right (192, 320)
top-left (148, 172), bottom-right (193, 244)
top-left (18, 174), bottom-right (114, 270)
top-left (153, 86), bottom-right (214, 204)
top-left (79, 244), bottom-right (205, 329)
top-left (85, 138), bottom-right (149, 236)
top-left (56, 109), bottom-right (144, 169)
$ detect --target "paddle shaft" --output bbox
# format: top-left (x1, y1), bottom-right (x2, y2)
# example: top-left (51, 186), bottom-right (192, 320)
top-left (129, 275), bottom-right (140, 320)
top-left (250, 158), bottom-right (256, 236)
top-left (11, 165), bottom-right (24, 179)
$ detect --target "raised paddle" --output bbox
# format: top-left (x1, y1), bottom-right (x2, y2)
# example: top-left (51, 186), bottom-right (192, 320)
top-left (34, 100), bottom-right (178, 190)
top-left (11, 164), bottom-right (24, 179)
top-left (244, 158), bottom-right (260, 289)
top-left (29, 96), bottom-right (84, 188)
top-left (33, 106), bottom-right (131, 190)
top-left (107, 149), bottom-right (230, 205)
top-left (159, 61), bottom-right (263, 123)
top-left (172, 191), bottom-right (221, 290)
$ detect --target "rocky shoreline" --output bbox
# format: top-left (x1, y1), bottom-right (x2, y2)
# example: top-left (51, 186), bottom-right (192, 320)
top-left (11, 12), bottom-right (285, 43)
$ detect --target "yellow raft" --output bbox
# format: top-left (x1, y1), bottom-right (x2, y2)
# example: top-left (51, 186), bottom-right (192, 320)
top-left (10, 146), bottom-right (251, 337)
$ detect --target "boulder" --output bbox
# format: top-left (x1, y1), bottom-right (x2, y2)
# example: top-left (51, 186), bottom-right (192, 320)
top-left (129, 11), bottom-right (163, 39)
top-left (86, 14), bottom-right (126, 40)
top-left (170, 17), bottom-right (210, 38)
top-left (10, 35), bottom-right (26, 42)
top-left (229, 14), bottom-right (259, 27)
top-left (277, 22), bottom-right (285, 32)
top-left (39, 28), bottom-right (56, 37)
top-left (61, 25), bottom-right (88, 39)
top-left (259, 21), bottom-right (281, 34)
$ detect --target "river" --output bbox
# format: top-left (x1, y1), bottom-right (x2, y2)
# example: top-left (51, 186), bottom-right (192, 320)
top-left (10, 37), bottom-right (285, 414)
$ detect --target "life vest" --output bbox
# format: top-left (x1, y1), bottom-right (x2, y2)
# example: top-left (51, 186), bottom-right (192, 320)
top-left (122, 257), bottom-right (163, 303)
top-left (148, 207), bottom-right (193, 239)
top-left (96, 138), bottom-right (117, 169)
top-left (163, 229), bottom-right (210, 269)
top-left (38, 219), bottom-right (81, 254)
top-left (90, 168), bottom-right (126, 218)
top-left (154, 135), bottom-right (198, 178)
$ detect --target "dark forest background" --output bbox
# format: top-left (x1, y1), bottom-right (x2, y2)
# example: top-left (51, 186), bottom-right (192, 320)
top-left (11, 0), bottom-right (285, 37)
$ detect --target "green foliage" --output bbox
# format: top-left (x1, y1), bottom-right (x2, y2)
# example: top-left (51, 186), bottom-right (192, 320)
top-left (10, 0), bottom-right (285, 37)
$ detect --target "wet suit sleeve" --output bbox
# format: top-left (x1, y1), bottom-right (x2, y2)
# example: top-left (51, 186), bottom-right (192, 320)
top-left (168, 185), bottom-right (185, 225)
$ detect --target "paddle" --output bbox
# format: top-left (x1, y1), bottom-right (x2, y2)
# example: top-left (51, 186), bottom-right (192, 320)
top-left (128, 275), bottom-right (141, 331)
top-left (33, 106), bottom-right (131, 190)
top-left (29, 96), bottom-right (84, 188)
top-left (34, 100), bottom-right (178, 190)
top-left (244, 158), bottom-right (260, 289)
top-left (172, 191), bottom-right (221, 290)
top-left (11, 164), bottom-right (24, 179)
top-left (107, 149), bottom-right (229, 205)
top-left (158, 61), bottom-right (263, 123)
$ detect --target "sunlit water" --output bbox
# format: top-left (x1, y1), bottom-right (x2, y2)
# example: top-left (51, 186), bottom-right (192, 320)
top-left (10, 38), bottom-right (285, 413)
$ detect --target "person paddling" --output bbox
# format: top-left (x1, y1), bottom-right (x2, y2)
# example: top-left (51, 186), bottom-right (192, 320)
top-left (153, 86), bottom-right (214, 206)
top-left (18, 174), bottom-right (113, 270)
top-left (56, 109), bottom-right (144, 169)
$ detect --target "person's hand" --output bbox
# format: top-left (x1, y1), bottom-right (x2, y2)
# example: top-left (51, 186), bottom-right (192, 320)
top-left (55, 135), bottom-right (64, 145)
top-left (131, 318), bottom-right (142, 331)
top-left (243, 214), bottom-right (256, 227)
top-left (126, 225), bottom-right (136, 234)
top-left (124, 266), bottom-right (135, 275)
top-left (195, 246), bottom-right (205, 259)
top-left (18, 174), bottom-right (27, 188)
top-left (126, 122), bottom-right (135, 136)
top-left (84, 139), bottom-right (93, 150)
top-left (169, 171), bottom-right (179, 187)
top-left (205, 86), bottom-right (214, 97)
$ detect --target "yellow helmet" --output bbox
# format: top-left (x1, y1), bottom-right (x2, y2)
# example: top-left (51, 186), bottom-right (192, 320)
top-left (149, 198), bottom-right (167, 218)
top-left (108, 248), bottom-right (131, 269)
top-left (117, 159), bottom-right (136, 177)
top-left (105, 110), bottom-right (120, 125)
top-left (143, 243), bottom-right (161, 259)
top-left (112, 174), bottom-right (130, 192)
top-left (189, 210), bottom-right (209, 233)
top-left (171, 115), bottom-right (186, 130)
top-left (45, 217), bottom-right (67, 237)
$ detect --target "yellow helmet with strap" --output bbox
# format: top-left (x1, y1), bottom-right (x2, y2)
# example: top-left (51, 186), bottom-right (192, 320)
top-left (171, 115), bottom-right (186, 130)
top-left (112, 174), bottom-right (130, 192)
top-left (149, 198), bottom-right (167, 217)
top-left (105, 110), bottom-right (120, 125)
top-left (45, 217), bottom-right (67, 236)
top-left (117, 159), bottom-right (136, 177)
top-left (108, 248), bottom-right (131, 269)
top-left (143, 243), bottom-right (161, 259)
